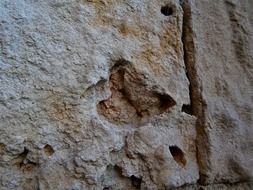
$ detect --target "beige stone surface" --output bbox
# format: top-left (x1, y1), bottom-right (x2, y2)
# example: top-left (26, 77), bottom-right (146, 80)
top-left (173, 182), bottom-right (253, 190)
top-left (183, 0), bottom-right (253, 184)
top-left (0, 0), bottom-right (198, 189)
top-left (0, 0), bottom-right (252, 189)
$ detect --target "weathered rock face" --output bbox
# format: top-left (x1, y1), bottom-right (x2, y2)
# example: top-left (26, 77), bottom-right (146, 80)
top-left (183, 0), bottom-right (253, 185)
top-left (0, 0), bottom-right (252, 190)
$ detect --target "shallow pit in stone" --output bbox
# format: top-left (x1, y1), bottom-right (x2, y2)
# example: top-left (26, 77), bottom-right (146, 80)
top-left (43, 144), bottom-right (55, 156)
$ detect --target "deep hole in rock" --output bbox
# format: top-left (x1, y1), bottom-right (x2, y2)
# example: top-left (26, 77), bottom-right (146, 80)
top-left (161, 5), bottom-right (174, 16)
top-left (113, 165), bottom-right (124, 177)
top-left (43, 144), bottom-right (55, 156)
top-left (103, 187), bottom-right (112, 190)
top-left (158, 94), bottom-right (176, 111)
top-left (21, 147), bottom-right (29, 157)
top-left (181, 104), bottom-right (192, 115)
top-left (169, 146), bottom-right (187, 167)
top-left (130, 175), bottom-right (142, 189)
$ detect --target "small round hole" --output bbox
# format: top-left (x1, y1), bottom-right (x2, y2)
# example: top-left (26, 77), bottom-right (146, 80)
top-left (169, 146), bottom-right (187, 167)
top-left (43, 144), bottom-right (54, 156)
top-left (161, 5), bottom-right (174, 16)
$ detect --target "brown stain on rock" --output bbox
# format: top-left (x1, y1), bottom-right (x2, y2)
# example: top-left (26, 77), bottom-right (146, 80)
top-left (43, 91), bottom-right (83, 143)
top-left (138, 48), bottom-right (166, 75)
top-left (50, 101), bottom-right (72, 121)
top-left (85, 1), bottom-right (182, 127)
top-left (86, 0), bottom-right (123, 28)
top-left (85, 0), bottom-right (183, 79)
top-left (137, 27), bottom-right (183, 76)
top-left (47, 94), bottom-right (80, 127)
top-left (160, 28), bottom-right (183, 58)
top-left (84, 0), bottom-right (145, 38)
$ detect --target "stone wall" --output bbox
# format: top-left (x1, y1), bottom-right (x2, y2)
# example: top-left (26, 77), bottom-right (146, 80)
top-left (0, 0), bottom-right (252, 189)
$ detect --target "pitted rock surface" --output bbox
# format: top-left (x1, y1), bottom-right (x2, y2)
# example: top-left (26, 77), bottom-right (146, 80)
top-left (0, 0), bottom-right (252, 189)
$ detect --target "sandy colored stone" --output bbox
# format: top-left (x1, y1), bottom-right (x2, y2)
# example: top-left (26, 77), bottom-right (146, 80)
top-left (182, 0), bottom-right (253, 185)
top-left (0, 0), bottom-right (252, 189)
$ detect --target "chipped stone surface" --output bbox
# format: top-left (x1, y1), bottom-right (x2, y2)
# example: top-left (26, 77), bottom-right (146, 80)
top-left (97, 59), bottom-right (176, 126)
top-left (0, 0), bottom-right (252, 189)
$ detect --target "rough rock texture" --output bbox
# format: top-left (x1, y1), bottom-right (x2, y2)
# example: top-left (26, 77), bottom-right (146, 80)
top-left (182, 0), bottom-right (253, 185)
top-left (0, 0), bottom-right (252, 190)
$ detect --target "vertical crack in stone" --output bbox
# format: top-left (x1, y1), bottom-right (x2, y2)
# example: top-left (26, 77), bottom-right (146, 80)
top-left (181, 0), bottom-right (212, 184)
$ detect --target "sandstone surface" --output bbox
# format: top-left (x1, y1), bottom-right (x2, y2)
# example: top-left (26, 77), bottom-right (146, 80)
top-left (0, 0), bottom-right (252, 189)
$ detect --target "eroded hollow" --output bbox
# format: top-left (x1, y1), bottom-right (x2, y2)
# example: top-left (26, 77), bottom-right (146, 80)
top-left (12, 147), bottom-right (29, 167)
top-left (12, 147), bottom-right (37, 172)
top-left (161, 5), bottom-right (174, 16)
top-left (43, 144), bottom-right (55, 156)
top-left (97, 60), bottom-right (176, 126)
top-left (169, 145), bottom-right (187, 167)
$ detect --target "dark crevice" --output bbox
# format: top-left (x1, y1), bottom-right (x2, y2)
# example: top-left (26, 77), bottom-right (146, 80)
top-left (130, 175), bottom-right (142, 189)
top-left (12, 147), bottom-right (29, 168)
top-left (11, 147), bottom-right (37, 172)
top-left (158, 93), bottom-right (176, 111)
top-left (181, 104), bottom-right (192, 115)
top-left (181, 1), bottom-right (199, 117)
top-left (181, 0), bottom-right (212, 184)
top-left (103, 187), bottom-right (112, 190)
top-left (104, 164), bottom-right (142, 189)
